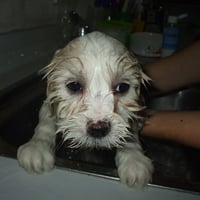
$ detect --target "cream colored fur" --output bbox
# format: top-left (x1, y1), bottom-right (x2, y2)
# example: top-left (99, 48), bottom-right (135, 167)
top-left (17, 31), bottom-right (153, 188)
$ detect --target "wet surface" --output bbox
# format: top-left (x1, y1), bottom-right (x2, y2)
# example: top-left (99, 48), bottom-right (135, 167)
top-left (0, 77), bottom-right (200, 193)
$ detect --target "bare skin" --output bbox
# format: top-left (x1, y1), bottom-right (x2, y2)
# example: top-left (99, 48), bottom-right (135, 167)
top-left (142, 110), bottom-right (200, 149)
top-left (141, 41), bottom-right (200, 149)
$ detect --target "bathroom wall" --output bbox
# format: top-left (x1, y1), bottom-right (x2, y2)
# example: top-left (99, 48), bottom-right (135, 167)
top-left (0, 0), bottom-right (94, 92)
top-left (0, 0), bottom-right (58, 33)
top-left (0, 1), bottom-right (74, 91)
top-left (0, 0), bottom-right (57, 91)
top-left (0, 0), bottom-right (92, 34)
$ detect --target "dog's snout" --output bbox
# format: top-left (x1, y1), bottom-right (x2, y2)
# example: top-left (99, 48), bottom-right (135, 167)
top-left (87, 120), bottom-right (111, 138)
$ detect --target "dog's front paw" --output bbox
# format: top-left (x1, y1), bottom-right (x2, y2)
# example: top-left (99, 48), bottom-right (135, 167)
top-left (116, 152), bottom-right (153, 189)
top-left (17, 141), bottom-right (55, 174)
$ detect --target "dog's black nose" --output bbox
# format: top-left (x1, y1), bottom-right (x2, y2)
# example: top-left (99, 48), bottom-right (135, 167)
top-left (87, 120), bottom-right (111, 138)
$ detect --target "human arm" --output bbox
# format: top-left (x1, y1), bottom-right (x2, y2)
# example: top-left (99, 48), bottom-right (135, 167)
top-left (143, 41), bottom-right (200, 93)
top-left (141, 41), bottom-right (200, 148)
top-left (141, 110), bottom-right (200, 149)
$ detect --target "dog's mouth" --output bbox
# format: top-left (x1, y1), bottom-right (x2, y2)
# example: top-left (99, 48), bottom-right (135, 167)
top-left (58, 127), bottom-right (134, 149)
top-left (56, 113), bottom-right (137, 149)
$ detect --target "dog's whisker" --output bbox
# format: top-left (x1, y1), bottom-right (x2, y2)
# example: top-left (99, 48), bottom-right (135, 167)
top-left (59, 122), bottom-right (132, 149)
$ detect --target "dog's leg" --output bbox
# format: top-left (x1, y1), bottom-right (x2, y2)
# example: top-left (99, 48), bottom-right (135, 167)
top-left (115, 142), bottom-right (153, 189)
top-left (17, 100), bottom-right (56, 173)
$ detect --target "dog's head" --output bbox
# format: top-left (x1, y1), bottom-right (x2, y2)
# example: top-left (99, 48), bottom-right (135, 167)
top-left (43, 31), bottom-right (149, 148)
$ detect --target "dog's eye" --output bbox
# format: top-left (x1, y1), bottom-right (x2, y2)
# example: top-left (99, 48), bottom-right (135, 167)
top-left (114, 83), bottom-right (130, 94)
top-left (66, 82), bottom-right (82, 93)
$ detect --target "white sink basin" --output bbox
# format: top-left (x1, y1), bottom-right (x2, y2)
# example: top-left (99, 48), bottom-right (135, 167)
top-left (0, 156), bottom-right (199, 200)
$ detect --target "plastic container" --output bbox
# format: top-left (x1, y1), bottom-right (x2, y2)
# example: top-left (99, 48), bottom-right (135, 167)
top-left (161, 16), bottom-right (179, 57)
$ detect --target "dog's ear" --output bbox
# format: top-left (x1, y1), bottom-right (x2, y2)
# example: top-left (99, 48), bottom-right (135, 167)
top-left (129, 52), bottom-right (151, 108)
top-left (50, 103), bottom-right (58, 117)
top-left (139, 66), bottom-right (152, 111)
top-left (39, 49), bottom-right (64, 78)
top-left (140, 69), bottom-right (151, 87)
top-left (46, 81), bottom-right (58, 116)
top-left (129, 51), bottom-right (151, 87)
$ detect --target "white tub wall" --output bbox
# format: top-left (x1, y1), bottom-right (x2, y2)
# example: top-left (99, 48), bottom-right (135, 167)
top-left (0, 157), bottom-right (199, 200)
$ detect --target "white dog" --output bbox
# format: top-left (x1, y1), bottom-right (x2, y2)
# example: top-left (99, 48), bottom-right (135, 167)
top-left (17, 31), bottom-right (153, 188)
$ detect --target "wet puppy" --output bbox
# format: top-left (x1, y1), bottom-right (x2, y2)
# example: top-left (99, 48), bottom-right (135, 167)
top-left (17, 31), bottom-right (153, 188)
